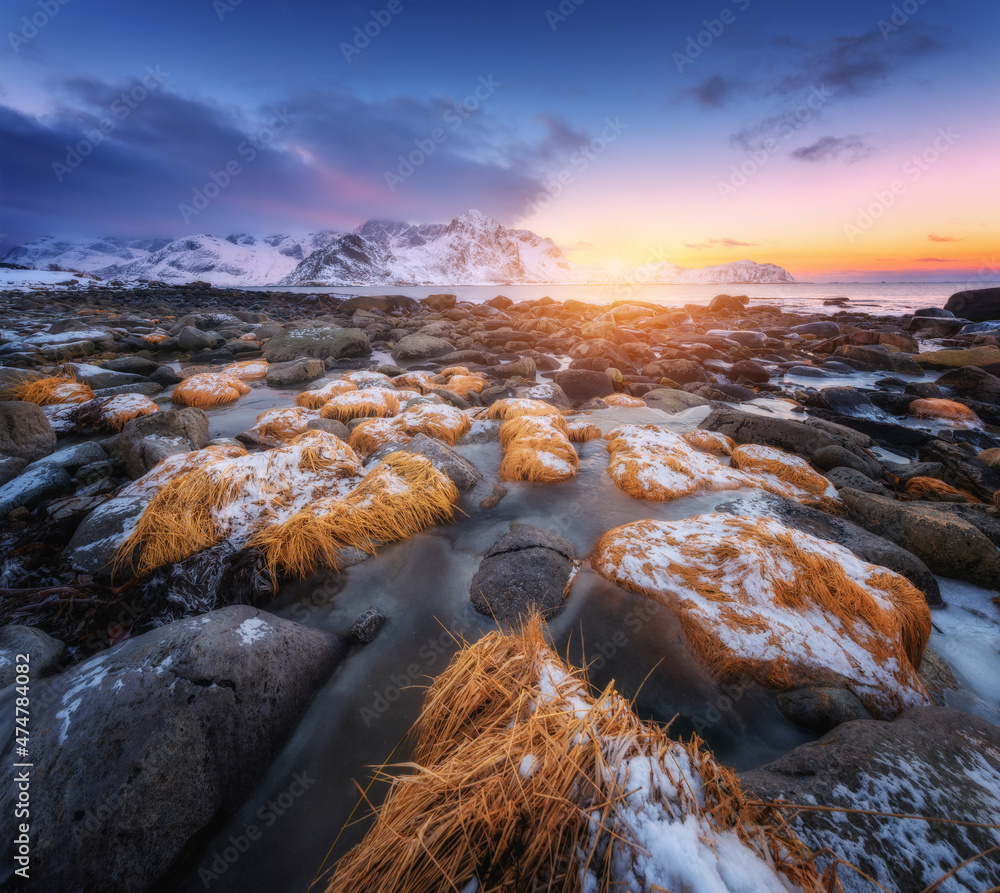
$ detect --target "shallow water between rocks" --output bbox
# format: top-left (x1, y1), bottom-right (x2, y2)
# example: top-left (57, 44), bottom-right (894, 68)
top-left (147, 389), bottom-right (1000, 893)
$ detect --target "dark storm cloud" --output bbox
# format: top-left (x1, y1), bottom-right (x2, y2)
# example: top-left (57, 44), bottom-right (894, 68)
top-left (0, 74), bottom-right (582, 241)
top-left (790, 135), bottom-right (876, 163)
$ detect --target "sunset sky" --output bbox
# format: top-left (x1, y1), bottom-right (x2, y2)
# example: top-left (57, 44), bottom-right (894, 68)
top-left (1, 0), bottom-right (997, 281)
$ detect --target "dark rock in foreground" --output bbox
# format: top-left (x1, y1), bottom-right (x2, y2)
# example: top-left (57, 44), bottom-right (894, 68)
top-left (740, 707), bottom-right (1000, 893)
top-left (944, 286), bottom-right (1000, 322)
top-left (0, 606), bottom-right (347, 893)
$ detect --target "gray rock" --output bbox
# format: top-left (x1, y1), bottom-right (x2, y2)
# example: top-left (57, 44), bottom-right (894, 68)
top-left (470, 524), bottom-right (576, 625)
top-left (824, 466), bottom-right (887, 495)
top-left (264, 357), bottom-right (325, 387)
top-left (64, 495), bottom-right (148, 575)
top-left (0, 626), bottom-right (64, 688)
top-left (149, 365), bottom-right (182, 387)
top-left (69, 364), bottom-right (149, 391)
top-left (0, 606), bottom-right (347, 893)
top-left (263, 326), bottom-right (371, 363)
top-left (25, 440), bottom-right (107, 474)
top-left (113, 408), bottom-right (210, 479)
top-left (0, 456), bottom-right (27, 487)
top-left (643, 358), bottom-right (709, 384)
top-left (944, 286), bottom-right (1000, 321)
top-left (740, 708), bottom-right (1000, 893)
top-left (391, 333), bottom-right (455, 361)
top-left (101, 357), bottom-right (161, 376)
top-left (841, 488), bottom-right (1000, 589)
top-left (642, 388), bottom-right (711, 414)
top-left (91, 382), bottom-right (163, 399)
top-left (553, 369), bottom-right (615, 402)
top-left (788, 321), bottom-right (840, 338)
top-left (350, 606), bottom-right (388, 643)
top-left (403, 433), bottom-right (482, 491)
top-left (0, 400), bottom-right (56, 461)
top-left (341, 294), bottom-right (419, 313)
top-left (812, 445), bottom-right (876, 477)
top-left (729, 359), bottom-right (770, 384)
top-left (176, 325), bottom-right (218, 352)
top-left (0, 463), bottom-right (72, 516)
top-left (716, 494), bottom-right (942, 604)
top-left (306, 417), bottom-right (349, 440)
top-left (422, 293), bottom-right (457, 311)
top-left (775, 686), bottom-right (872, 733)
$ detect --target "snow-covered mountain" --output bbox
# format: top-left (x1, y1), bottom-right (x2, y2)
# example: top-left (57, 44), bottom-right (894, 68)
top-left (281, 210), bottom-right (578, 285)
top-left (626, 259), bottom-right (795, 285)
top-left (2, 236), bottom-right (171, 273)
top-left (2, 215), bottom-right (795, 286)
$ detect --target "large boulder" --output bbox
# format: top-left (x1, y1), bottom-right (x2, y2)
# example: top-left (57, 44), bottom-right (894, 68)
top-left (642, 388), bottom-right (711, 414)
top-left (264, 357), bottom-right (324, 387)
top-left (0, 463), bottom-right (72, 516)
top-left (0, 606), bottom-right (347, 893)
top-left (643, 359), bottom-right (709, 384)
top-left (422, 293), bottom-right (457, 311)
top-left (700, 407), bottom-right (882, 478)
top-left (944, 286), bottom-right (1000, 321)
top-left (840, 488), bottom-right (1000, 588)
top-left (919, 439), bottom-right (1000, 502)
top-left (391, 333), bottom-right (454, 361)
top-left (68, 363), bottom-right (150, 391)
top-left (340, 294), bottom-right (419, 314)
top-left (0, 400), bottom-right (56, 461)
top-left (263, 326), bottom-right (371, 363)
top-left (717, 494), bottom-right (941, 604)
top-left (740, 708), bottom-right (1000, 893)
top-left (470, 525), bottom-right (576, 626)
top-left (113, 408), bottom-right (210, 479)
top-left (552, 369), bottom-right (615, 402)
top-left (936, 365), bottom-right (1000, 403)
top-left (915, 346), bottom-right (1000, 369)
top-left (833, 345), bottom-right (923, 375)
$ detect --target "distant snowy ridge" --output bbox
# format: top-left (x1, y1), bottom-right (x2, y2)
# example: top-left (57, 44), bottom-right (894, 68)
top-left (3, 213), bottom-right (795, 286)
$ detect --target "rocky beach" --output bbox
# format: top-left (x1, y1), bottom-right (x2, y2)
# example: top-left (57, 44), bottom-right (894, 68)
top-left (2, 280), bottom-right (1000, 892)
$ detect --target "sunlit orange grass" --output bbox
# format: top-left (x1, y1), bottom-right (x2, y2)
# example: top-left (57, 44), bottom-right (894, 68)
top-left (565, 420), bottom-right (603, 442)
top-left (730, 443), bottom-right (840, 508)
top-left (295, 378), bottom-right (357, 409)
top-left (171, 373), bottom-right (251, 407)
top-left (221, 358), bottom-right (269, 381)
top-left (391, 371), bottom-right (436, 393)
top-left (142, 332), bottom-right (168, 345)
top-left (319, 388), bottom-right (400, 422)
top-left (252, 453), bottom-right (458, 578)
top-left (592, 516), bottom-right (931, 719)
top-left (603, 393), bottom-right (646, 407)
top-left (88, 394), bottom-right (159, 431)
top-left (237, 332), bottom-right (259, 342)
top-left (117, 443), bottom-right (248, 499)
top-left (325, 620), bottom-right (830, 893)
top-left (441, 373), bottom-right (486, 398)
top-left (439, 365), bottom-right (470, 377)
top-left (904, 476), bottom-right (983, 503)
top-left (909, 397), bottom-right (982, 427)
top-left (247, 407), bottom-right (315, 441)
top-left (682, 429), bottom-right (735, 456)
top-left (348, 404), bottom-right (472, 455)
top-left (486, 397), bottom-right (564, 420)
top-left (7, 374), bottom-right (94, 405)
top-left (499, 415), bottom-right (579, 483)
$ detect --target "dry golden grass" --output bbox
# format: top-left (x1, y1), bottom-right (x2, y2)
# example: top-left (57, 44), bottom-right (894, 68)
top-left (565, 421), bottom-right (603, 442)
top-left (117, 443), bottom-right (248, 499)
top-left (730, 444), bottom-right (835, 501)
top-left (326, 620), bottom-right (829, 893)
top-left (347, 404), bottom-right (472, 456)
top-left (442, 373), bottom-right (487, 397)
top-left (603, 393), bottom-right (646, 407)
top-left (221, 358), bottom-right (269, 381)
top-left (439, 365), bottom-right (470, 377)
top-left (320, 388), bottom-right (400, 421)
top-left (486, 398), bottom-right (563, 420)
top-left (170, 373), bottom-right (251, 407)
top-left (593, 516), bottom-right (931, 719)
top-left (498, 414), bottom-right (579, 483)
top-left (681, 429), bottom-right (735, 456)
top-left (909, 398), bottom-right (981, 425)
top-left (391, 371), bottom-right (436, 393)
top-left (247, 407), bottom-right (313, 441)
top-left (252, 452), bottom-right (458, 577)
top-left (91, 394), bottom-right (159, 431)
top-left (7, 374), bottom-right (94, 405)
top-left (141, 332), bottom-right (168, 344)
top-left (295, 378), bottom-right (357, 409)
top-left (904, 475), bottom-right (982, 503)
